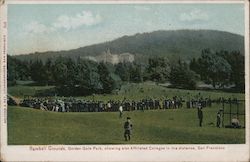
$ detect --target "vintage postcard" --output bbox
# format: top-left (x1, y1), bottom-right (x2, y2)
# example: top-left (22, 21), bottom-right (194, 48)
top-left (0, 0), bottom-right (249, 161)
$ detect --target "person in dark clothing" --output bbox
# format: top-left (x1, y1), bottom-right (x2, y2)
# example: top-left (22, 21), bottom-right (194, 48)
top-left (124, 117), bottom-right (133, 141)
top-left (197, 104), bottom-right (203, 127)
top-left (216, 109), bottom-right (223, 128)
top-left (216, 112), bottom-right (221, 128)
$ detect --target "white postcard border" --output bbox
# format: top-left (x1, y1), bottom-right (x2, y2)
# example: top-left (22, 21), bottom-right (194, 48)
top-left (0, 0), bottom-right (249, 162)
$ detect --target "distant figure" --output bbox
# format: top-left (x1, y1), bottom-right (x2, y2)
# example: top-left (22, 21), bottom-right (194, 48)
top-left (66, 104), bottom-right (70, 112)
top-left (58, 100), bottom-right (65, 112)
top-left (55, 105), bottom-right (59, 112)
top-left (216, 111), bottom-right (221, 128)
top-left (231, 116), bottom-right (240, 128)
top-left (197, 104), bottom-right (203, 127)
top-left (216, 109), bottom-right (223, 128)
top-left (119, 104), bottom-right (123, 118)
top-left (124, 117), bottom-right (133, 141)
top-left (107, 102), bottom-right (111, 112)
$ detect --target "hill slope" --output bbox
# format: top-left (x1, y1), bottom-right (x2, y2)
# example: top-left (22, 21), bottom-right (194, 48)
top-left (14, 29), bottom-right (244, 62)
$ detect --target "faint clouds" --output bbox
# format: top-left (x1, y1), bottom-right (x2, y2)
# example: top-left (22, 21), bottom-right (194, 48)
top-left (179, 9), bottom-right (209, 22)
top-left (23, 10), bottom-right (102, 34)
top-left (53, 11), bottom-right (102, 30)
top-left (23, 21), bottom-right (53, 34)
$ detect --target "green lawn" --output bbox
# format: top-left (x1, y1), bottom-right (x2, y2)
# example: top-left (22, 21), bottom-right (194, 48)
top-left (8, 105), bottom-right (245, 145)
top-left (81, 82), bottom-right (245, 101)
top-left (8, 82), bottom-right (245, 101)
top-left (8, 85), bottom-right (54, 98)
top-left (7, 82), bottom-right (245, 145)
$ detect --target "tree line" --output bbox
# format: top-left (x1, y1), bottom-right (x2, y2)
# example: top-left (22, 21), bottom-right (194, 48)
top-left (190, 49), bottom-right (244, 91)
top-left (7, 49), bottom-right (244, 96)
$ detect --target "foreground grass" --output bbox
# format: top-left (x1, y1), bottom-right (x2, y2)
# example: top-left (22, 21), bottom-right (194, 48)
top-left (8, 106), bottom-right (245, 145)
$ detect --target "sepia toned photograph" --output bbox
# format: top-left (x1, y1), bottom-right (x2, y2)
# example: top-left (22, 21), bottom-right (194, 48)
top-left (1, 0), bottom-right (249, 161)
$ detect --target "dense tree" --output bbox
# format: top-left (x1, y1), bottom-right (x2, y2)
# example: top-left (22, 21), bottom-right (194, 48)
top-left (169, 60), bottom-right (198, 89)
top-left (52, 57), bottom-right (70, 86)
top-left (98, 62), bottom-right (115, 93)
top-left (146, 57), bottom-right (170, 83)
top-left (43, 58), bottom-right (54, 85)
top-left (7, 56), bottom-right (17, 85)
top-left (192, 49), bottom-right (232, 88)
top-left (30, 60), bottom-right (47, 85)
top-left (115, 62), bottom-right (145, 83)
top-left (52, 57), bottom-right (103, 96)
top-left (189, 58), bottom-right (199, 75)
top-left (73, 59), bottom-right (101, 95)
top-left (7, 56), bottom-right (30, 85)
top-left (129, 63), bottom-right (143, 83)
top-left (115, 62), bottom-right (131, 82)
top-left (216, 50), bottom-right (244, 92)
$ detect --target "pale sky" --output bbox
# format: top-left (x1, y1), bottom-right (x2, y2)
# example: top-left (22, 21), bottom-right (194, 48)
top-left (8, 3), bottom-right (245, 55)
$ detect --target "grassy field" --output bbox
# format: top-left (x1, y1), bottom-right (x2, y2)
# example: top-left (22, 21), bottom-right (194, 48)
top-left (8, 105), bottom-right (245, 145)
top-left (80, 82), bottom-right (245, 101)
top-left (8, 82), bottom-right (245, 101)
top-left (7, 82), bottom-right (245, 145)
top-left (8, 85), bottom-right (54, 98)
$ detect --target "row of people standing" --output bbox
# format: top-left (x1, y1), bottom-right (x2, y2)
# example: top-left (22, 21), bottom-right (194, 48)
top-left (186, 98), bottom-right (212, 108)
top-left (19, 96), bottom-right (213, 112)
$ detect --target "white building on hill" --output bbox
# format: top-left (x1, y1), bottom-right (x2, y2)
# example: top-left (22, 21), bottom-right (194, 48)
top-left (96, 49), bottom-right (134, 64)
